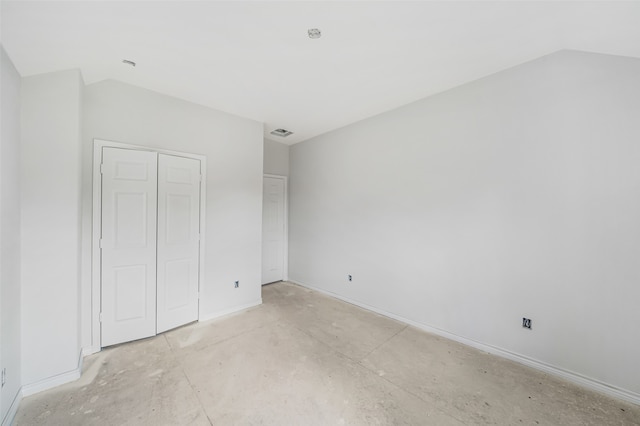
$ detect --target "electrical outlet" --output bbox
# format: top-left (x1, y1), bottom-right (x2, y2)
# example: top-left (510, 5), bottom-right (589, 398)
top-left (348, 275), bottom-right (352, 282)
top-left (522, 317), bottom-right (532, 329)
top-left (234, 280), bottom-right (239, 288)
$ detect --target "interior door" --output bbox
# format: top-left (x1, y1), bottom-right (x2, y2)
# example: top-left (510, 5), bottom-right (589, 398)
top-left (156, 154), bottom-right (201, 333)
top-left (262, 176), bottom-right (286, 284)
top-left (101, 147), bottom-right (158, 347)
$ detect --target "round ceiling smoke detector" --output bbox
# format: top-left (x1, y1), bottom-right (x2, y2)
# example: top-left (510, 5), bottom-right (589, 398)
top-left (308, 28), bottom-right (321, 39)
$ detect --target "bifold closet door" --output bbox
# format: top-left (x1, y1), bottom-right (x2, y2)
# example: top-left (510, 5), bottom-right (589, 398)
top-left (156, 154), bottom-right (201, 333)
top-left (101, 147), bottom-right (158, 347)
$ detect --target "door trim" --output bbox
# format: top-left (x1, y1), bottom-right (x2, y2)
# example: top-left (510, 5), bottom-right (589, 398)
top-left (263, 174), bottom-right (288, 283)
top-left (91, 139), bottom-right (207, 352)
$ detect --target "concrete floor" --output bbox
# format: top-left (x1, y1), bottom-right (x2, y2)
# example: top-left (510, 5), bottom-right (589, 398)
top-left (15, 281), bottom-right (640, 425)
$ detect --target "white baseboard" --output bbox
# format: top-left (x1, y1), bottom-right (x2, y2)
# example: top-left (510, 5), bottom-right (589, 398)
top-left (82, 300), bottom-right (265, 355)
top-left (82, 345), bottom-right (101, 357)
top-left (198, 299), bottom-right (263, 323)
top-left (21, 350), bottom-right (83, 398)
top-left (1, 387), bottom-right (22, 426)
top-left (289, 279), bottom-right (640, 406)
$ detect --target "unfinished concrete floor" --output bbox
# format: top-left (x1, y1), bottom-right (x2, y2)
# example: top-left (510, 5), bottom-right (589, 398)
top-left (15, 281), bottom-right (640, 425)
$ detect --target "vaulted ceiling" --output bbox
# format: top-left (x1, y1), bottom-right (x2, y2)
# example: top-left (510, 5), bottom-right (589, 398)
top-left (2, 1), bottom-right (639, 144)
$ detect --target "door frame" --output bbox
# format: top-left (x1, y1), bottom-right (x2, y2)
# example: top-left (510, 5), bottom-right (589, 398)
top-left (263, 174), bottom-right (288, 283)
top-left (91, 139), bottom-right (207, 352)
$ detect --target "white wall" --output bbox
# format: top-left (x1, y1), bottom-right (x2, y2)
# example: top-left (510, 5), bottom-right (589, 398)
top-left (263, 138), bottom-right (290, 176)
top-left (289, 50), bottom-right (640, 400)
top-left (81, 80), bottom-right (263, 350)
top-left (1, 45), bottom-right (22, 425)
top-left (20, 70), bottom-right (83, 387)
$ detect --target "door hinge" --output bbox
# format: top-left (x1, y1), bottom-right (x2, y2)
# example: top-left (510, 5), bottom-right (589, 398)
top-left (99, 312), bottom-right (103, 322)
top-left (100, 163), bottom-right (104, 174)
top-left (99, 239), bottom-right (103, 249)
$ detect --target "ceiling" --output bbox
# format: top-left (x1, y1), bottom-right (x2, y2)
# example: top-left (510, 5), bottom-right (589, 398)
top-left (2, 1), bottom-right (640, 145)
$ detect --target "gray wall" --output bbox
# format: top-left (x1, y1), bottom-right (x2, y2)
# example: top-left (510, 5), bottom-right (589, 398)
top-left (81, 80), bottom-right (264, 350)
top-left (0, 46), bottom-right (22, 424)
top-left (20, 69), bottom-right (83, 388)
top-left (263, 138), bottom-right (290, 176)
top-left (289, 50), bottom-right (640, 398)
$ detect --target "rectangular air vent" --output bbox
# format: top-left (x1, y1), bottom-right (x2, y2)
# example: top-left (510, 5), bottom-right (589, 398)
top-left (270, 128), bottom-right (293, 137)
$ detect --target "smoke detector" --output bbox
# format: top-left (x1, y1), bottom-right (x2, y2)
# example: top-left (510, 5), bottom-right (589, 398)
top-left (308, 28), bottom-right (321, 39)
top-left (270, 128), bottom-right (293, 137)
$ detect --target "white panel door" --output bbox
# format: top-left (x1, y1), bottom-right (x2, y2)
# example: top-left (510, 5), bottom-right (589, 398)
top-left (262, 176), bottom-right (286, 284)
top-left (101, 147), bottom-right (158, 347)
top-left (156, 154), bottom-right (201, 333)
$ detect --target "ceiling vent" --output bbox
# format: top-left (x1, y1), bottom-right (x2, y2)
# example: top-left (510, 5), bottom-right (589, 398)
top-left (270, 128), bottom-right (293, 137)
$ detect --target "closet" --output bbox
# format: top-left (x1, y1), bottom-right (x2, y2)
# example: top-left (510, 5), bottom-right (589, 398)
top-left (99, 146), bottom-right (201, 347)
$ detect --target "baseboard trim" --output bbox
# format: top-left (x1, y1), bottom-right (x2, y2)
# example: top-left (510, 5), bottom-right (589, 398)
top-left (82, 300), bottom-right (267, 354)
top-left (1, 386), bottom-right (22, 426)
top-left (198, 299), bottom-right (263, 323)
top-left (21, 350), bottom-right (83, 398)
top-left (289, 279), bottom-right (640, 406)
top-left (82, 345), bottom-right (101, 357)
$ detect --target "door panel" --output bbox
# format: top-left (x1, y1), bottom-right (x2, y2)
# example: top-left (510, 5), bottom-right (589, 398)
top-left (165, 259), bottom-right (191, 308)
top-left (166, 194), bottom-right (191, 244)
top-left (113, 265), bottom-right (148, 321)
top-left (101, 147), bottom-right (158, 347)
top-left (262, 176), bottom-right (285, 284)
top-left (156, 154), bottom-right (201, 333)
top-left (115, 193), bottom-right (148, 247)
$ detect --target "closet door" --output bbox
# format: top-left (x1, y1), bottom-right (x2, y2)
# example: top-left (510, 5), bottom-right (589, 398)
top-left (156, 154), bottom-right (201, 333)
top-left (101, 147), bottom-right (158, 347)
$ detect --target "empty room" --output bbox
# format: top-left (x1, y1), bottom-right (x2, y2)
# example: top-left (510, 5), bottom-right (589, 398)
top-left (1, 1), bottom-right (640, 425)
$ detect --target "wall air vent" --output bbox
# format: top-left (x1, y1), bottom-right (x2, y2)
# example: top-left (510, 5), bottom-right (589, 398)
top-left (270, 128), bottom-right (293, 137)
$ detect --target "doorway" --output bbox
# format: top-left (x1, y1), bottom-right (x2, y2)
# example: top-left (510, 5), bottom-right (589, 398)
top-left (261, 174), bottom-right (288, 285)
